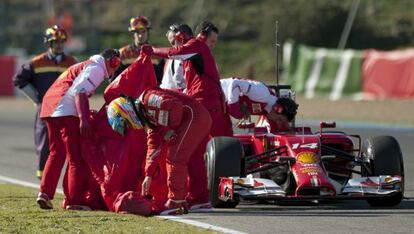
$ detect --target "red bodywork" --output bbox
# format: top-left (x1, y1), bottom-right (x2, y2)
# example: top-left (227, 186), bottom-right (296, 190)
top-left (213, 88), bottom-right (403, 206)
top-left (233, 120), bottom-right (356, 198)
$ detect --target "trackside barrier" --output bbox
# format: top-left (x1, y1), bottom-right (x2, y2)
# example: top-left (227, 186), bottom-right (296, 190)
top-left (283, 42), bottom-right (363, 100)
top-left (283, 42), bottom-right (414, 100)
top-left (0, 56), bottom-right (16, 96)
top-left (362, 49), bottom-right (414, 99)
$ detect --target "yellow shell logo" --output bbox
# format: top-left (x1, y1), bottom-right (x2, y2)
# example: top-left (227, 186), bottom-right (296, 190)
top-left (297, 152), bottom-right (318, 163)
top-left (384, 176), bottom-right (394, 183)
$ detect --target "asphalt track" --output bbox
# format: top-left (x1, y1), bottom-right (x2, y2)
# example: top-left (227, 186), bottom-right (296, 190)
top-left (1, 100), bottom-right (414, 234)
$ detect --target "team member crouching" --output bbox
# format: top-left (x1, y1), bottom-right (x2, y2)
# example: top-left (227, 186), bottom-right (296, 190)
top-left (107, 88), bottom-right (212, 215)
top-left (37, 49), bottom-right (121, 210)
top-left (220, 77), bottom-right (298, 132)
top-left (80, 51), bottom-right (159, 215)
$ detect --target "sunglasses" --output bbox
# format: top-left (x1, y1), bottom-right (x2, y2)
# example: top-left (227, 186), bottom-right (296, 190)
top-left (131, 23), bottom-right (147, 30)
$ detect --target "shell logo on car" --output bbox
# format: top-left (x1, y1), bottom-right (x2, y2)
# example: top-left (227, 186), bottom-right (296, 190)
top-left (297, 151), bottom-right (318, 164)
top-left (236, 178), bottom-right (245, 184)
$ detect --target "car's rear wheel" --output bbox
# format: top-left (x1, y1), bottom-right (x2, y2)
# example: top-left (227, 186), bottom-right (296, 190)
top-left (362, 136), bottom-right (404, 207)
top-left (206, 137), bottom-right (243, 208)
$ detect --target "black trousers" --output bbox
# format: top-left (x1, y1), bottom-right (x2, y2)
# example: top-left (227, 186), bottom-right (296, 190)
top-left (34, 105), bottom-right (49, 171)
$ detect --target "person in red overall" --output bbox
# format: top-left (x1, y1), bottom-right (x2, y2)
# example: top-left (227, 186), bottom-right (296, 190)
top-left (146, 23), bottom-right (232, 136)
top-left (143, 23), bottom-right (232, 209)
top-left (107, 87), bottom-right (212, 215)
top-left (36, 49), bottom-right (121, 210)
top-left (78, 51), bottom-right (160, 215)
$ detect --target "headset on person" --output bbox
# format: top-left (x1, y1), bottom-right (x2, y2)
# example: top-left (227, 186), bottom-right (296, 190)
top-left (169, 24), bottom-right (180, 33)
top-left (200, 22), bottom-right (214, 36)
top-left (172, 24), bottom-right (193, 44)
top-left (195, 21), bottom-right (217, 42)
top-left (108, 49), bottom-right (121, 68)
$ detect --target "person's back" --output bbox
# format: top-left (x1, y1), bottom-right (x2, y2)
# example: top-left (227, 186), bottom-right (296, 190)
top-left (220, 77), bottom-right (298, 132)
top-left (180, 37), bottom-right (221, 107)
top-left (221, 77), bottom-right (277, 115)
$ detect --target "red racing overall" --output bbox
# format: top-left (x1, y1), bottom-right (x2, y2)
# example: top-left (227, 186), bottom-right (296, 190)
top-left (39, 60), bottom-right (95, 207)
top-left (140, 88), bottom-right (212, 209)
top-left (152, 36), bottom-right (232, 205)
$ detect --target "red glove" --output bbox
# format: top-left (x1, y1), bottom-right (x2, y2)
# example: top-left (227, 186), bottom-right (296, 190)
top-left (152, 47), bottom-right (170, 58)
top-left (75, 92), bottom-right (92, 138)
top-left (141, 44), bottom-right (153, 56)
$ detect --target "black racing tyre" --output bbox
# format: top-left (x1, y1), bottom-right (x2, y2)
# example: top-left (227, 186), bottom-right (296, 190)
top-left (362, 136), bottom-right (404, 207)
top-left (205, 137), bottom-right (243, 208)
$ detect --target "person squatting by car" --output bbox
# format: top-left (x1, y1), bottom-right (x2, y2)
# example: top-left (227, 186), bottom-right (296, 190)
top-left (107, 87), bottom-right (212, 215)
top-left (13, 25), bottom-right (77, 179)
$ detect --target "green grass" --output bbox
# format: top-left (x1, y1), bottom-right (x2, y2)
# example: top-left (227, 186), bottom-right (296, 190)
top-left (0, 184), bottom-right (216, 234)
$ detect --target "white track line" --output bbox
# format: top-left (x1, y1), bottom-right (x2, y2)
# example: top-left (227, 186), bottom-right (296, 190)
top-left (0, 175), bottom-right (63, 194)
top-left (0, 174), bottom-right (245, 234)
top-left (158, 216), bottom-right (247, 234)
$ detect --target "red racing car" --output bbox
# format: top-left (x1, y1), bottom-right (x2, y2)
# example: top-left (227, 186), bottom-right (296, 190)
top-left (206, 85), bottom-right (404, 208)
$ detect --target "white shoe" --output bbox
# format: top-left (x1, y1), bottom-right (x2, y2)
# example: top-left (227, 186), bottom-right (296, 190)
top-left (159, 199), bottom-right (188, 216)
top-left (189, 202), bottom-right (212, 212)
top-left (36, 192), bottom-right (53, 209)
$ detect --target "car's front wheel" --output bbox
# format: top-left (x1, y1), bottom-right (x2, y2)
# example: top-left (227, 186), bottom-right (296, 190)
top-left (206, 137), bottom-right (243, 208)
top-left (362, 136), bottom-right (404, 207)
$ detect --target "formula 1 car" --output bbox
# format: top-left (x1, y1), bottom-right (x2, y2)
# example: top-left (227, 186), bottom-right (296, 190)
top-left (206, 86), bottom-right (404, 208)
